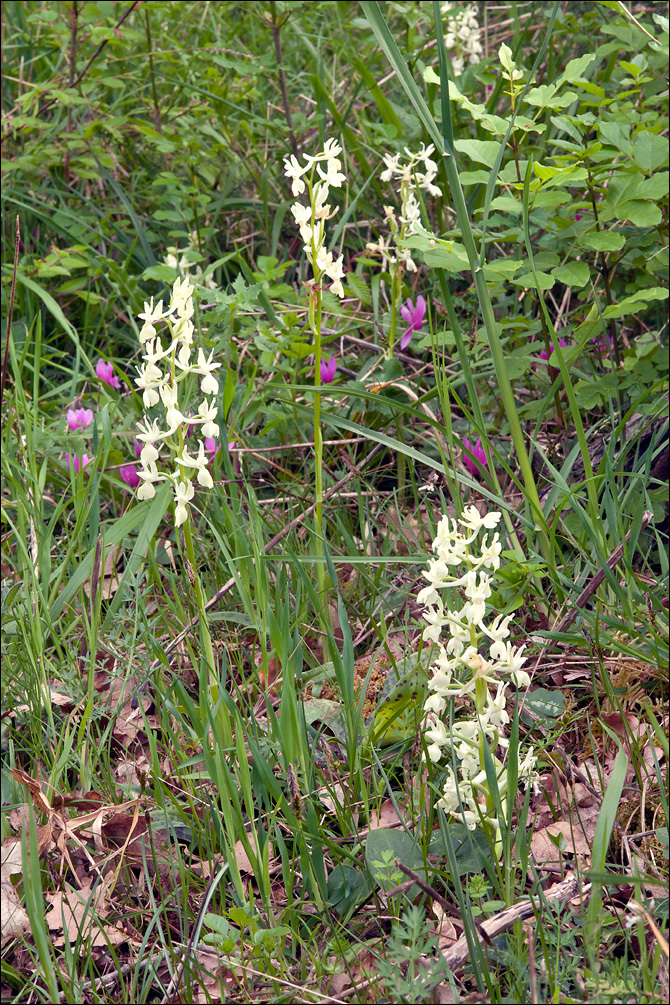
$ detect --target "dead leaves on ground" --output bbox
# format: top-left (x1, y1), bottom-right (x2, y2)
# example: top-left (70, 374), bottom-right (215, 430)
top-left (2, 626), bottom-right (667, 1001)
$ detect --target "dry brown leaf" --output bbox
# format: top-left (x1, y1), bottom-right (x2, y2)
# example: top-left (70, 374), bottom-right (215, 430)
top-left (432, 986), bottom-right (458, 1004)
top-left (233, 840), bottom-right (254, 875)
top-left (115, 754), bottom-right (150, 786)
top-left (316, 781), bottom-right (346, 815)
top-left (193, 949), bottom-right (225, 1003)
top-left (10, 769), bottom-right (52, 815)
top-left (9, 690), bottom-right (75, 716)
top-left (45, 876), bottom-right (125, 948)
top-left (1, 878), bottom-right (30, 946)
top-left (531, 820), bottom-right (592, 867)
top-left (369, 798), bottom-right (404, 831)
top-left (432, 904), bottom-right (459, 951)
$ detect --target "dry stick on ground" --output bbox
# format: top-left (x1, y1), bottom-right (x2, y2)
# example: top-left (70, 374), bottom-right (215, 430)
top-left (391, 859), bottom-right (494, 947)
top-left (439, 873), bottom-right (589, 970)
top-left (149, 442), bottom-right (385, 673)
top-left (338, 873), bottom-right (590, 1001)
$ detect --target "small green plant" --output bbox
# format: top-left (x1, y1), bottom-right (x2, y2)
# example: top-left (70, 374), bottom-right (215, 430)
top-left (375, 905), bottom-right (452, 1004)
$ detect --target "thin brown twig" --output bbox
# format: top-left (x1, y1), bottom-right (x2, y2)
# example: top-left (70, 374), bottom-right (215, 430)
top-left (392, 859), bottom-right (494, 947)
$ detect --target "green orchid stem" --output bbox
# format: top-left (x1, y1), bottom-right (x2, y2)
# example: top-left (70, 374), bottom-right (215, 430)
top-left (308, 284), bottom-right (330, 662)
top-left (182, 513), bottom-right (233, 750)
top-left (388, 266), bottom-right (401, 357)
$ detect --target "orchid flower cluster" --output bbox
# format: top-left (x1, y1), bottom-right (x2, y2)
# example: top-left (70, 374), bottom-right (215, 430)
top-left (368, 143), bottom-right (442, 276)
top-left (163, 230), bottom-right (217, 290)
top-left (420, 506), bottom-right (539, 836)
top-left (283, 138), bottom-right (346, 298)
top-left (133, 276), bottom-right (220, 527)
top-left (440, 2), bottom-right (484, 77)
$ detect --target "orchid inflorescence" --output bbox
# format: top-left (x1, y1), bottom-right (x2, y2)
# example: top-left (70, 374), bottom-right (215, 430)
top-left (163, 229), bottom-right (217, 290)
top-left (440, 2), bottom-right (484, 77)
top-left (284, 138), bottom-right (346, 299)
top-left (133, 276), bottom-right (220, 527)
top-left (368, 143), bottom-right (442, 277)
top-left (420, 506), bottom-right (539, 837)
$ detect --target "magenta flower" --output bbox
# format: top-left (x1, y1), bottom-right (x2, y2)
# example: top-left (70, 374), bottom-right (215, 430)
top-left (463, 437), bottom-right (488, 478)
top-left (539, 338), bottom-right (569, 377)
top-left (132, 439), bottom-right (143, 458)
top-left (591, 333), bottom-right (614, 358)
top-left (66, 407), bottom-right (94, 432)
top-left (204, 436), bottom-right (221, 459)
top-left (95, 358), bottom-right (121, 389)
top-left (119, 464), bottom-right (140, 488)
top-left (320, 356), bottom-right (337, 383)
top-left (399, 295), bottom-right (426, 350)
top-left (65, 453), bottom-right (93, 474)
top-left (539, 338), bottom-right (569, 362)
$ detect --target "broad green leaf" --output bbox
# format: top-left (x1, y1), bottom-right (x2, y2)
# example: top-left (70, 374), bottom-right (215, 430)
top-left (560, 53), bottom-right (597, 83)
top-left (586, 747), bottom-right (628, 932)
top-left (525, 87), bottom-right (578, 108)
top-left (499, 42), bottom-right (520, 78)
top-left (550, 114), bottom-right (584, 143)
top-left (603, 287), bottom-right (668, 318)
top-left (503, 345), bottom-right (537, 378)
top-left (453, 139), bottom-right (501, 168)
top-left (429, 824), bottom-right (492, 874)
top-left (327, 865), bottom-right (372, 918)
top-left (365, 829), bottom-right (423, 892)
top-left (533, 190), bottom-right (570, 209)
top-left (614, 200), bottom-right (662, 227)
top-left (515, 270), bottom-right (556, 291)
top-left (142, 264), bottom-right (179, 282)
top-left (459, 170), bottom-right (491, 185)
top-left (551, 261), bottom-right (590, 287)
top-left (579, 231), bottom-right (626, 252)
top-left (598, 120), bottom-right (631, 154)
top-left (574, 380), bottom-right (608, 409)
top-left (490, 195), bottom-right (522, 213)
top-left (520, 687), bottom-right (566, 726)
top-left (636, 173), bottom-right (670, 199)
top-left (632, 131), bottom-right (669, 173)
top-left (483, 258), bottom-right (523, 279)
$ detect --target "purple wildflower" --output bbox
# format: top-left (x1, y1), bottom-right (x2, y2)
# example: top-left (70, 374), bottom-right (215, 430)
top-left (205, 436), bottom-right (221, 459)
top-left (119, 464), bottom-right (140, 488)
top-left (399, 295), bottom-right (426, 350)
top-left (320, 356), bottom-right (337, 384)
top-left (463, 437), bottom-right (488, 478)
top-left (591, 333), bottom-right (614, 358)
top-left (132, 439), bottom-right (143, 458)
top-left (95, 359), bottom-right (121, 389)
top-left (539, 338), bottom-right (569, 377)
top-left (65, 453), bottom-right (93, 474)
top-left (66, 407), bottom-right (94, 432)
